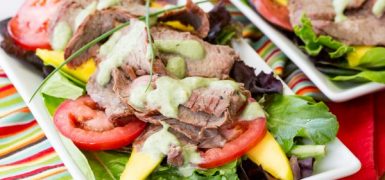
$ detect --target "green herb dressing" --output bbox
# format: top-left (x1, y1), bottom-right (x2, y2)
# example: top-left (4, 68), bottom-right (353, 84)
top-left (96, 21), bottom-right (146, 85)
top-left (373, 0), bottom-right (385, 17)
top-left (333, 0), bottom-right (350, 22)
top-left (128, 76), bottom-right (241, 118)
top-left (178, 145), bottom-right (202, 177)
top-left (154, 40), bottom-right (206, 60)
top-left (166, 56), bottom-right (186, 78)
top-left (141, 122), bottom-right (180, 159)
top-left (74, 2), bottom-right (97, 30)
top-left (97, 0), bottom-right (120, 10)
top-left (51, 21), bottom-right (73, 51)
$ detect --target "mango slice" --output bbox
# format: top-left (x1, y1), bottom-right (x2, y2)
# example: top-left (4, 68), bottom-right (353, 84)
top-left (120, 148), bottom-right (164, 180)
top-left (247, 132), bottom-right (293, 180)
top-left (36, 49), bottom-right (96, 82)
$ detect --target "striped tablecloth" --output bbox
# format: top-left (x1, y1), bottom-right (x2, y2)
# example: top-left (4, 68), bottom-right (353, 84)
top-left (0, 4), bottom-right (324, 179)
top-left (0, 69), bottom-right (71, 179)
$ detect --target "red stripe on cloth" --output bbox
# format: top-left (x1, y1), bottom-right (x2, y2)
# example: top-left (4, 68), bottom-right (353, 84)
top-left (0, 121), bottom-right (37, 137)
top-left (1, 163), bottom-right (65, 180)
top-left (0, 84), bottom-right (14, 92)
top-left (256, 40), bottom-right (270, 54)
top-left (1, 148), bottom-right (55, 166)
top-left (0, 74), bottom-right (7, 78)
top-left (374, 91), bottom-right (385, 177)
top-left (328, 95), bottom-right (377, 180)
top-left (264, 49), bottom-right (281, 61)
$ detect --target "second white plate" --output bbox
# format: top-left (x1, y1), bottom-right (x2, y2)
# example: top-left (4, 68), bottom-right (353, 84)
top-left (230, 0), bottom-right (385, 102)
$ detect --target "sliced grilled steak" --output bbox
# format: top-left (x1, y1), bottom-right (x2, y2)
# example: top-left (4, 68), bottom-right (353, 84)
top-left (185, 86), bottom-right (248, 118)
top-left (158, 0), bottom-right (210, 38)
top-left (151, 26), bottom-right (238, 79)
top-left (288, 0), bottom-right (385, 46)
top-left (86, 69), bottom-right (135, 123)
top-left (65, 8), bottom-right (133, 67)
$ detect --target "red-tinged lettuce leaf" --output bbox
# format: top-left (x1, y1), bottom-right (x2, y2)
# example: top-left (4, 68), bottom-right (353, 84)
top-left (293, 16), bottom-right (353, 59)
top-left (206, 2), bottom-right (242, 45)
top-left (230, 61), bottom-right (283, 97)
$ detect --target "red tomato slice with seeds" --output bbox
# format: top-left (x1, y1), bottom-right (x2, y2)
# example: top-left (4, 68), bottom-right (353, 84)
top-left (8, 0), bottom-right (64, 50)
top-left (199, 117), bottom-right (267, 168)
top-left (54, 96), bottom-right (147, 151)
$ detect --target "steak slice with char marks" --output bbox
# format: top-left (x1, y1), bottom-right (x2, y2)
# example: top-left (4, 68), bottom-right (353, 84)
top-left (151, 26), bottom-right (238, 79)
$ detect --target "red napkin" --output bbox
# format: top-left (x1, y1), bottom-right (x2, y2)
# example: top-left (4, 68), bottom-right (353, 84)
top-left (328, 90), bottom-right (385, 180)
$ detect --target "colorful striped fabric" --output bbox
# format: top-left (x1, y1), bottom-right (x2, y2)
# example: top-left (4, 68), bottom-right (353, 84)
top-left (0, 69), bottom-right (71, 180)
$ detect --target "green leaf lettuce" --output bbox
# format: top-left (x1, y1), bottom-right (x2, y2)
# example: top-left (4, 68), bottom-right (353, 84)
top-left (294, 15), bottom-right (353, 58)
top-left (266, 95), bottom-right (338, 153)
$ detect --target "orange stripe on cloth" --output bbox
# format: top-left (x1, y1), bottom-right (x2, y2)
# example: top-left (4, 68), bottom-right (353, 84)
top-left (0, 87), bottom-right (17, 99)
top-left (0, 131), bottom-right (45, 157)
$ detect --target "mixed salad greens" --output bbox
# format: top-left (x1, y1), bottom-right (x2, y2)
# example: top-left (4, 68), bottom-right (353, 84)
top-left (0, 0), bottom-right (339, 179)
top-left (248, 0), bottom-right (385, 84)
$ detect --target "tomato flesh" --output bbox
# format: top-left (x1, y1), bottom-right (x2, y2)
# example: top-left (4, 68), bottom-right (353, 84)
top-left (54, 96), bottom-right (147, 151)
top-left (8, 0), bottom-right (64, 50)
top-left (250, 0), bottom-right (292, 31)
top-left (199, 118), bottom-right (267, 168)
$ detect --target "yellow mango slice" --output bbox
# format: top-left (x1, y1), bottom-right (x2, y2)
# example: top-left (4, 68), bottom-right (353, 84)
top-left (347, 46), bottom-right (372, 67)
top-left (247, 132), bottom-right (293, 180)
top-left (275, 0), bottom-right (288, 6)
top-left (36, 49), bottom-right (96, 82)
top-left (163, 21), bottom-right (195, 32)
top-left (120, 148), bottom-right (163, 180)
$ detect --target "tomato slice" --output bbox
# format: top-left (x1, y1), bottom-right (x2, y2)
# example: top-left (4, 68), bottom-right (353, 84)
top-left (250, 0), bottom-right (292, 31)
top-left (54, 96), bottom-right (147, 151)
top-left (199, 118), bottom-right (267, 168)
top-left (8, 0), bottom-right (64, 50)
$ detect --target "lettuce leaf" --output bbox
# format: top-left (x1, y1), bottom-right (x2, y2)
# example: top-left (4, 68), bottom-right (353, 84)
top-left (350, 47), bottom-right (385, 68)
top-left (42, 94), bottom-right (66, 115)
top-left (265, 95), bottom-right (338, 153)
top-left (294, 16), bottom-right (353, 58)
top-left (331, 70), bottom-right (385, 83)
top-left (83, 151), bottom-right (130, 180)
top-left (41, 72), bottom-right (84, 100)
top-left (148, 160), bottom-right (239, 180)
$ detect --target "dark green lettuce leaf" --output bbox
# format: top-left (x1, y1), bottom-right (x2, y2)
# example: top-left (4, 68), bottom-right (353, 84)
top-left (148, 160), bottom-right (239, 180)
top-left (265, 95), bottom-right (338, 153)
top-left (83, 151), bottom-right (130, 180)
top-left (331, 70), bottom-right (385, 83)
top-left (294, 16), bottom-right (353, 58)
top-left (42, 94), bottom-right (66, 116)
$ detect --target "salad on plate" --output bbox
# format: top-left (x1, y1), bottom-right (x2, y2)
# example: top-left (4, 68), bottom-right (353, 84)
top-left (248, 0), bottom-right (385, 84)
top-left (0, 0), bottom-right (339, 179)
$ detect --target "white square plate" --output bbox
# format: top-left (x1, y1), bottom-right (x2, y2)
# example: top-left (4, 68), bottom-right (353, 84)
top-left (230, 0), bottom-right (385, 102)
top-left (0, 0), bottom-right (360, 179)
